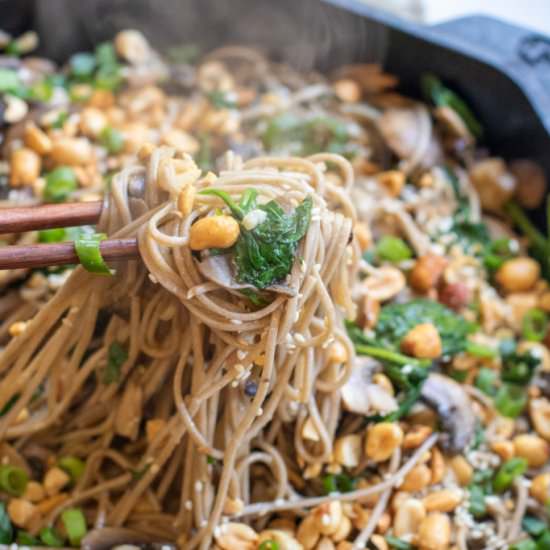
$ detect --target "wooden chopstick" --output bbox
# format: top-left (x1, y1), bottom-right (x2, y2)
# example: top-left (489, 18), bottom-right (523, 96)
top-left (0, 238), bottom-right (139, 270)
top-left (0, 201), bottom-right (141, 270)
top-left (0, 201), bottom-right (103, 233)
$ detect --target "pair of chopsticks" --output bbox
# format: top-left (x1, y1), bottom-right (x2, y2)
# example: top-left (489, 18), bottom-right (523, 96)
top-left (0, 201), bottom-right (139, 270)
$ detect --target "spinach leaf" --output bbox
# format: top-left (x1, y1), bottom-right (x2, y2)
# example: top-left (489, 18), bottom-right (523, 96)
top-left (500, 340), bottom-right (540, 385)
top-left (103, 342), bottom-right (128, 384)
top-left (374, 299), bottom-right (477, 356)
top-left (200, 189), bottom-right (312, 289)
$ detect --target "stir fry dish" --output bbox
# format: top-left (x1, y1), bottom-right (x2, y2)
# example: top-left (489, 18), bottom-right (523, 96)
top-left (0, 28), bottom-right (548, 550)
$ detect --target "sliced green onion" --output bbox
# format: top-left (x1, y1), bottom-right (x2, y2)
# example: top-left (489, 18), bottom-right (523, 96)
top-left (258, 541), bottom-right (280, 550)
top-left (52, 111), bottom-right (69, 130)
top-left (474, 368), bottom-right (498, 397)
top-left (74, 233), bottom-right (111, 275)
top-left (0, 464), bottom-right (28, 496)
top-left (376, 236), bottom-right (413, 263)
top-left (468, 484), bottom-right (487, 518)
top-left (16, 531), bottom-right (38, 545)
top-left (39, 526), bottom-right (65, 547)
top-left (99, 126), bottom-right (124, 154)
top-left (494, 383), bottom-right (528, 418)
top-left (537, 530), bottom-right (550, 548)
top-left (38, 228), bottom-right (67, 243)
top-left (493, 457), bottom-right (528, 493)
top-left (61, 508), bottom-right (87, 546)
top-left (69, 52), bottom-right (96, 79)
top-left (29, 79), bottom-right (54, 102)
top-left (355, 344), bottom-right (430, 368)
top-left (95, 42), bottom-right (118, 67)
top-left (43, 167), bottom-right (77, 203)
top-left (58, 456), bottom-right (85, 483)
top-left (465, 341), bottom-right (498, 358)
top-left (509, 539), bottom-right (537, 550)
top-left (0, 502), bottom-right (13, 544)
top-left (522, 308), bottom-right (548, 342)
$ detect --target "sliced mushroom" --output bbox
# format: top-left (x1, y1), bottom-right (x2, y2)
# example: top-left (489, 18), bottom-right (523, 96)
top-left (510, 159), bottom-right (547, 209)
top-left (420, 373), bottom-right (476, 453)
top-left (434, 105), bottom-right (473, 142)
top-left (82, 527), bottom-right (174, 550)
top-left (197, 253), bottom-right (296, 296)
top-left (341, 357), bottom-right (397, 415)
top-left (468, 158), bottom-right (516, 212)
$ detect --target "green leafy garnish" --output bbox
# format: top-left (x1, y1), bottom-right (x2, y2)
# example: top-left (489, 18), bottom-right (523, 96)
top-left (17, 531), bottom-right (39, 545)
top-left (38, 226), bottom-right (95, 244)
top-left (468, 483), bottom-right (487, 518)
top-left (493, 457), bottom-right (527, 492)
top-left (475, 368), bottom-right (498, 397)
top-left (0, 503), bottom-right (13, 544)
top-left (0, 465), bottom-right (28, 496)
top-left (52, 111), bottom-right (69, 129)
top-left (374, 299), bottom-right (476, 356)
top-left (103, 342), bottom-right (128, 384)
top-left (523, 516), bottom-right (548, 538)
top-left (0, 68), bottom-right (23, 94)
top-left (69, 52), bottom-right (96, 80)
top-left (494, 383), bottom-right (527, 418)
top-left (376, 236), bottom-right (413, 263)
top-left (75, 232), bottom-right (111, 275)
top-left (258, 541), bottom-right (280, 550)
top-left (322, 473), bottom-right (356, 494)
top-left (58, 456), bottom-right (85, 483)
top-left (500, 339), bottom-right (540, 385)
top-left (421, 73), bottom-right (483, 138)
top-left (199, 189), bottom-right (312, 289)
top-left (483, 238), bottom-right (517, 272)
top-left (61, 508), bottom-right (87, 546)
top-left (43, 166), bottom-right (78, 203)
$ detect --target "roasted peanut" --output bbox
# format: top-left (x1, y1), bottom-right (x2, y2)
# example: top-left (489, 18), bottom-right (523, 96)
top-left (7, 499), bottom-right (36, 528)
top-left (22, 481), bottom-right (45, 503)
top-left (50, 138), bottom-right (93, 165)
top-left (400, 323), bottom-right (442, 359)
top-left (513, 434), bottom-right (549, 467)
top-left (297, 514), bottom-right (320, 550)
top-left (10, 148), bottom-right (41, 187)
top-left (177, 185), bottom-right (196, 216)
top-left (422, 489), bottom-right (462, 512)
top-left (400, 463), bottom-right (432, 492)
top-left (354, 222), bottom-right (372, 251)
top-left (393, 498), bottom-right (426, 536)
top-left (24, 122), bottom-right (52, 155)
top-left (495, 257), bottom-right (540, 293)
top-left (214, 522), bottom-right (258, 550)
top-left (161, 128), bottom-right (199, 154)
top-left (333, 434), bottom-right (362, 468)
top-left (331, 514), bottom-right (352, 543)
top-left (378, 170), bottom-right (405, 197)
top-left (410, 254), bottom-right (447, 292)
top-left (365, 422), bottom-right (403, 462)
top-left (79, 107), bottom-right (108, 138)
top-left (189, 215), bottom-right (240, 250)
top-left (530, 473), bottom-right (550, 505)
top-left (257, 529), bottom-right (302, 550)
top-left (403, 425), bottom-right (433, 449)
top-left (327, 341), bottom-right (348, 365)
top-left (43, 466), bottom-right (70, 496)
top-left (317, 537), bottom-right (336, 550)
top-left (145, 418), bottom-right (166, 444)
top-left (362, 295), bottom-right (380, 329)
top-left (313, 501), bottom-right (343, 536)
top-left (371, 534), bottom-right (389, 550)
top-left (417, 513), bottom-right (451, 550)
top-left (449, 455), bottom-right (473, 486)
top-left (490, 440), bottom-right (515, 461)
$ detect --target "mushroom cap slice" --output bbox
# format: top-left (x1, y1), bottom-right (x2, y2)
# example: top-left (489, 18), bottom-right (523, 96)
top-left (420, 373), bottom-right (476, 453)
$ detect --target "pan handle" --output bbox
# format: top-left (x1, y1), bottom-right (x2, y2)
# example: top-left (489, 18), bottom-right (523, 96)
top-left (431, 14), bottom-right (550, 133)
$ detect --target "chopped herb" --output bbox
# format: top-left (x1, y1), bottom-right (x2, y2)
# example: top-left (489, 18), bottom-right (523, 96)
top-left (69, 52), bottom-right (96, 80)
top-left (43, 166), bottom-right (77, 203)
top-left (523, 516), bottom-right (548, 538)
top-left (75, 232), bottom-right (111, 275)
top-left (0, 502), bottom-right (12, 544)
top-left (494, 383), bottom-right (527, 418)
top-left (103, 342), bottom-right (128, 384)
top-left (17, 531), bottom-right (39, 545)
top-left (200, 189), bottom-right (312, 289)
top-left (207, 90), bottom-right (237, 109)
top-left (500, 340), bottom-right (540, 385)
top-left (421, 73), bottom-right (483, 138)
top-left (322, 473), bottom-right (356, 494)
top-left (493, 457), bottom-right (528, 493)
top-left (0, 465), bottom-right (28, 496)
top-left (376, 236), bottom-right (413, 263)
top-left (29, 79), bottom-right (54, 102)
top-left (258, 541), bottom-right (280, 550)
top-left (0, 394), bottom-right (19, 416)
top-left (522, 308), bottom-right (548, 342)
top-left (239, 288), bottom-right (271, 307)
top-left (58, 456), bottom-right (85, 483)
top-left (475, 368), bottom-right (499, 397)
top-left (99, 126), bottom-right (124, 154)
top-left (374, 299), bottom-right (476, 356)
top-left (468, 484), bottom-right (487, 518)
top-left (39, 526), bottom-right (65, 547)
top-left (465, 341), bottom-right (498, 358)
top-left (52, 110), bottom-right (69, 129)
top-left (483, 238), bottom-right (517, 272)
top-left (0, 68), bottom-right (22, 94)
top-left (61, 508), bottom-right (87, 546)
top-left (206, 456), bottom-right (217, 465)
top-left (385, 536), bottom-right (414, 550)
